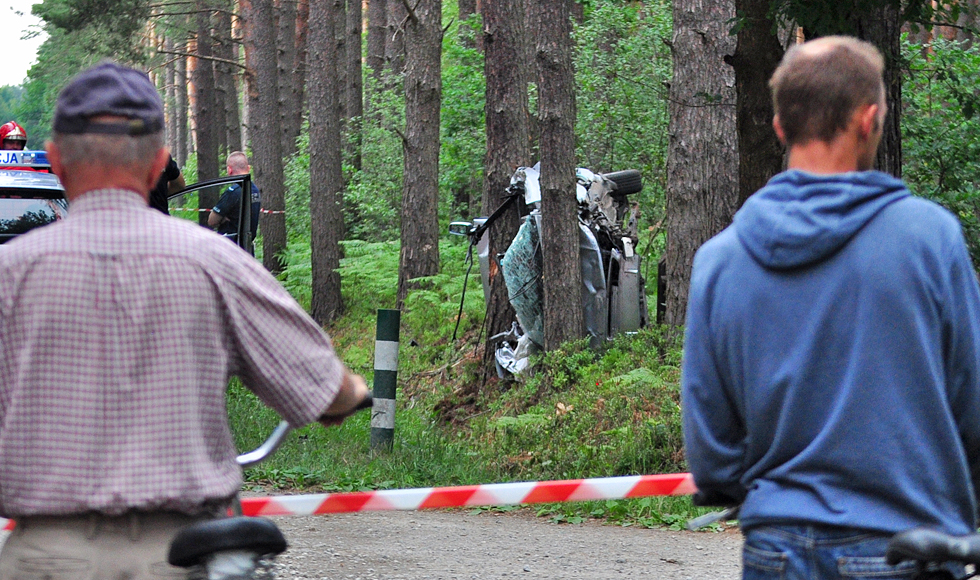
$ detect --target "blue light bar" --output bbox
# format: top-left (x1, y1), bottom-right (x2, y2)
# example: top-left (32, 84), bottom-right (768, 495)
top-left (0, 150), bottom-right (50, 167)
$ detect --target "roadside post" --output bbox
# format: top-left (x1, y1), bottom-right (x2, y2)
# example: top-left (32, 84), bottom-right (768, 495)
top-left (370, 309), bottom-right (400, 451)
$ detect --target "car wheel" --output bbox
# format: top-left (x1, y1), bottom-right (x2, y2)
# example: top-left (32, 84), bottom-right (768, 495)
top-left (602, 169), bottom-right (643, 195)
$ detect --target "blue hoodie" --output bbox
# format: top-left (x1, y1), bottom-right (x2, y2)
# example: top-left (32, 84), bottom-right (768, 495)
top-left (681, 170), bottom-right (980, 534)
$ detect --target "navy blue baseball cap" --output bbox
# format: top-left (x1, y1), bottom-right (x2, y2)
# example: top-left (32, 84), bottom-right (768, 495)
top-left (53, 61), bottom-right (164, 136)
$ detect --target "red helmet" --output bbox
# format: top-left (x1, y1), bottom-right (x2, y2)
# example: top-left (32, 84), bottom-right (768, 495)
top-left (0, 121), bottom-right (27, 150)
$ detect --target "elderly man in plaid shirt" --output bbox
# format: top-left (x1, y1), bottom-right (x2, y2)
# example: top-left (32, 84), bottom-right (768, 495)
top-left (0, 61), bottom-right (369, 580)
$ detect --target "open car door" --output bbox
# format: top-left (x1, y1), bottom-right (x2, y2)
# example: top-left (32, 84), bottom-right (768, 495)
top-left (168, 174), bottom-right (254, 254)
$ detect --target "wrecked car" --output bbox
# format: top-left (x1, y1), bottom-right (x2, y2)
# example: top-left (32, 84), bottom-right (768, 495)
top-left (450, 163), bottom-right (647, 376)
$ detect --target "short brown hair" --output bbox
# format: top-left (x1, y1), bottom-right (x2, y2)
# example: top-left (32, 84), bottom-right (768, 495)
top-left (769, 36), bottom-right (884, 146)
top-left (227, 151), bottom-right (249, 174)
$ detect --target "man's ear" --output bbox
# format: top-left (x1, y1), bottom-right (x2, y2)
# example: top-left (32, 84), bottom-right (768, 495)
top-left (772, 115), bottom-right (787, 146)
top-left (858, 104), bottom-right (879, 140)
top-left (45, 141), bottom-right (63, 178)
top-left (145, 147), bottom-right (170, 193)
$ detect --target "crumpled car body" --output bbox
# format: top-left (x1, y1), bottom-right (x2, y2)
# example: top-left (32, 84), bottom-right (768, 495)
top-left (451, 163), bottom-right (648, 376)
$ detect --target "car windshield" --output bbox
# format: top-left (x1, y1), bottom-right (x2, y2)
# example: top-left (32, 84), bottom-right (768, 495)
top-left (0, 168), bottom-right (68, 244)
top-left (0, 198), bottom-right (68, 241)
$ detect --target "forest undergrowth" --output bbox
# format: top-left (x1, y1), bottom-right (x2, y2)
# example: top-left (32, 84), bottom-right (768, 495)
top-left (226, 238), bottom-right (723, 530)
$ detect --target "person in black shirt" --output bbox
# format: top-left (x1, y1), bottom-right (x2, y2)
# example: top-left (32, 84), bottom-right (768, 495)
top-left (208, 151), bottom-right (261, 248)
top-left (148, 155), bottom-right (184, 214)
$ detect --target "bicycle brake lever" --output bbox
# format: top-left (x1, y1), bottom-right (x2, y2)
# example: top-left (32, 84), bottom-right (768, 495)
top-left (355, 394), bottom-right (374, 411)
top-left (686, 506), bottom-right (740, 531)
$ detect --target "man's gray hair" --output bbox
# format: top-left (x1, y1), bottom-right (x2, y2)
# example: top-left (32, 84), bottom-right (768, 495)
top-left (52, 131), bottom-right (164, 170)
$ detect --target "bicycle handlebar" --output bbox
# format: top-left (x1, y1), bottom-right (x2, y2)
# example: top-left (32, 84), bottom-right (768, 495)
top-left (235, 394), bottom-right (373, 468)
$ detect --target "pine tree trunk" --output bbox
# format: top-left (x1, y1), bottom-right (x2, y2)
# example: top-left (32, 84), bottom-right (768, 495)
top-left (308, 0), bottom-right (346, 324)
top-left (165, 36), bottom-right (178, 155)
top-left (176, 41), bottom-right (189, 167)
top-left (296, 0), bottom-right (310, 128)
top-left (367, 0), bottom-right (386, 81)
top-left (397, 0), bottom-right (442, 306)
top-left (242, 0), bottom-right (288, 274)
top-left (335, 0), bottom-right (348, 122)
top-left (852, 5), bottom-right (902, 177)
top-left (194, 0), bottom-right (221, 210)
top-left (482, 0), bottom-right (528, 369)
top-left (458, 0), bottom-right (475, 20)
top-left (732, 0), bottom-right (783, 204)
top-left (385, 0), bottom-right (406, 82)
top-left (457, 0), bottom-right (478, 50)
top-left (278, 0), bottom-right (302, 156)
top-left (346, 0), bottom-right (363, 172)
top-left (214, 6), bottom-right (239, 156)
top-left (535, 0), bottom-right (583, 350)
top-left (664, 0), bottom-right (738, 326)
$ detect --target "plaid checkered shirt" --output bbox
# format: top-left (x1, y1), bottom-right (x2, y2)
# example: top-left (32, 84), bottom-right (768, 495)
top-left (0, 189), bottom-right (345, 516)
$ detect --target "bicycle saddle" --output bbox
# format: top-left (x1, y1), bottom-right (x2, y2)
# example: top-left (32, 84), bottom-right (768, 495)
top-left (886, 528), bottom-right (980, 566)
top-left (168, 516), bottom-right (288, 567)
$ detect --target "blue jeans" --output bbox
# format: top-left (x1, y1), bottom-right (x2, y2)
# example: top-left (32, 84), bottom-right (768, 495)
top-left (742, 524), bottom-right (963, 580)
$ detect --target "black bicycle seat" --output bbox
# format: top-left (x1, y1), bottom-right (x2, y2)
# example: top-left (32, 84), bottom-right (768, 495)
top-left (886, 528), bottom-right (980, 566)
top-left (168, 516), bottom-right (288, 567)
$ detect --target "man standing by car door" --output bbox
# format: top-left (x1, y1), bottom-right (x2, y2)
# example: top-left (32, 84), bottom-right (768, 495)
top-left (681, 36), bottom-right (980, 580)
top-left (208, 151), bottom-right (261, 250)
top-left (0, 61), bottom-right (368, 580)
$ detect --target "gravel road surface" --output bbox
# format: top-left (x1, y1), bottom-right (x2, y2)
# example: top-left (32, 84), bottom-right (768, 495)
top-left (270, 509), bottom-right (743, 580)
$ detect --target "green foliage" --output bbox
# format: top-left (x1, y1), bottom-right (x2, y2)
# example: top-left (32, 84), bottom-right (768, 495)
top-left (20, 0), bottom-right (152, 144)
top-left (283, 128), bottom-right (313, 243)
top-left (452, 328), bottom-right (685, 483)
top-left (572, 0), bottom-right (671, 291)
top-left (439, 14), bottom-right (485, 223)
top-left (228, 378), bottom-right (497, 493)
top-left (227, 302), bottom-right (696, 527)
top-left (181, 153), bottom-right (198, 185)
top-left (770, 0), bottom-right (975, 37)
top-left (33, 0), bottom-right (150, 40)
top-left (344, 82), bottom-right (405, 241)
top-left (533, 496), bottom-right (721, 530)
top-left (0, 87), bottom-right (24, 133)
top-left (902, 36), bottom-right (980, 267)
top-left (574, 1), bottom-right (671, 180)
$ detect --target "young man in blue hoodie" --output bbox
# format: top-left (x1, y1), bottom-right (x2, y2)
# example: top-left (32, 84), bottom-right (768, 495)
top-left (681, 36), bottom-right (980, 579)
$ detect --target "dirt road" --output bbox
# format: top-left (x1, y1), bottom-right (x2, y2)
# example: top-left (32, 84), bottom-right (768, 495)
top-left (271, 509), bottom-right (743, 580)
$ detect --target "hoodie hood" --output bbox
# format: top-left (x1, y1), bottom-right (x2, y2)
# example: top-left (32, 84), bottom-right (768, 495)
top-left (734, 170), bottom-right (909, 269)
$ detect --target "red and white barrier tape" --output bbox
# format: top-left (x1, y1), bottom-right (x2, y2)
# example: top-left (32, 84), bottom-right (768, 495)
top-left (241, 473), bottom-right (695, 516)
top-left (0, 472), bottom-right (695, 530)
top-left (170, 208), bottom-right (287, 215)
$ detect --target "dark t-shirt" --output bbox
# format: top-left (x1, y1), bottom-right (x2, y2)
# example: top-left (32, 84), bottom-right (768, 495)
top-left (149, 156), bottom-right (181, 215)
top-left (212, 182), bottom-right (261, 238)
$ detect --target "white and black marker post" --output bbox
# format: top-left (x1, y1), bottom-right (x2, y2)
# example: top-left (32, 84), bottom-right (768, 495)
top-left (370, 309), bottom-right (400, 451)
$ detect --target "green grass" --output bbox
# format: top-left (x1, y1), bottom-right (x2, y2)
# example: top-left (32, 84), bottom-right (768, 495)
top-left (226, 239), bottom-right (723, 530)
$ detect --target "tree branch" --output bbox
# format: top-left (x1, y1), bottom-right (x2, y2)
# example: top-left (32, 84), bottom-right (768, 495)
top-left (399, 0), bottom-right (418, 24)
top-left (156, 48), bottom-right (247, 71)
top-left (908, 18), bottom-right (980, 35)
top-left (392, 125), bottom-right (408, 147)
top-left (149, 6), bottom-right (239, 19)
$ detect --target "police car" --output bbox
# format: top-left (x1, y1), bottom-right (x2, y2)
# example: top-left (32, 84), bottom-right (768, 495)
top-left (0, 150), bottom-right (68, 244)
top-left (0, 150), bottom-right (256, 254)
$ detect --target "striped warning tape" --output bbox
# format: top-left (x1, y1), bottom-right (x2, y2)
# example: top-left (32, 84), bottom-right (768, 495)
top-left (0, 472), bottom-right (695, 529)
top-left (241, 473), bottom-right (695, 516)
top-left (170, 208), bottom-right (287, 215)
